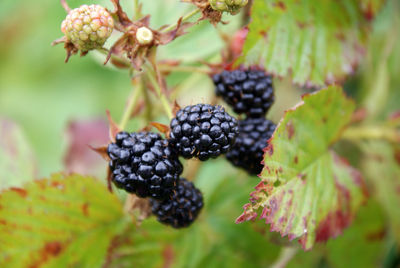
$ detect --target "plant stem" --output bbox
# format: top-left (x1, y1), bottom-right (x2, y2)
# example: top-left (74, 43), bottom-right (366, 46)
top-left (141, 78), bottom-right (153, 121)
top-left (270, 247), bottom-right (298, 268)
top-left (133, 0), bottom-right (142, 20)
top-left (145, 66), bottom-right (174, 120)
top-left (342, 125), bottom-right (400, 143)
top-left (162, 8), bottom-right (201, 33)
top-left (97, 48), bottom-right (131, 67)
top-left (119, 78), bottom-right (143, 130)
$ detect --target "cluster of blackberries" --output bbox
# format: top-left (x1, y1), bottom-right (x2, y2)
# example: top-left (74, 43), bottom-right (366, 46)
top-left (212, 68), bottom-right (277, 175)
top-left (107, 104), bottom-right (238, 228)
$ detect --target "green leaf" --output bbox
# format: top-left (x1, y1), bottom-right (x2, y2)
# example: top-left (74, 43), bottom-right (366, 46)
top-left (0, 173), bottom-right (127, 268)
top-left (237, 86), bottom-right (367, 250)
top-left (0, 118), bottom-right (36, 190)
top-left (361, 141), bottom-right (400, 244)
top-left (238, 0), bottom-right (384, 87)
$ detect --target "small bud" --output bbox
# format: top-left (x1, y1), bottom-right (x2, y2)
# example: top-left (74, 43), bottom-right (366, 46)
top-left (136, 27), bottom-right (154, 45)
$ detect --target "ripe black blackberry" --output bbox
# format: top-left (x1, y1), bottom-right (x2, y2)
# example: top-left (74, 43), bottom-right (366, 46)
top-left (107, 131), bottom-right (183, 200)
top-left (169, 104), bottom-right (239, 161)
top-left (150, 178), bottom-right (203, 228)
top-left (213, 69), bottom-right (274, 118)
top-left (226, 117), bottom-right (276, 175)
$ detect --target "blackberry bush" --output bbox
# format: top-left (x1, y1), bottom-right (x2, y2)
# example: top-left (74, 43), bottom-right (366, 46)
top-left (169, 104), bottom-right (239, 161)
top-left (107, 131), bottom-right (183, 200)
top-left (226, 117), bottom-right (276, 175)
top-left (213, 69), bottom-right (274, 118)
top-left (150, 178), bottom-right (204, 228)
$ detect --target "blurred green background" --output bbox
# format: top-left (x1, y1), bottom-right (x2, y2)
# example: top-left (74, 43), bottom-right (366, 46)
top-left (0, 0), bottom-right (245, 177)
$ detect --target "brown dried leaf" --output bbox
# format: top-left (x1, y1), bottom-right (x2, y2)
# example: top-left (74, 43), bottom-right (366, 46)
top-left (106, 110), bottom-right (121, 141)
top-left (150, 122), bottom-right (170, 135)
top-left (157, 18), bottom-right (194, 45)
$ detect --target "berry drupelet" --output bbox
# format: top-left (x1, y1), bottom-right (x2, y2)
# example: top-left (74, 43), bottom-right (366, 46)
top-left (226, 117), bottom-right (276, 175)
top-left (107, 131), bottom-right (183, 200)
top-left (150, 178), bottom-right (204, 228)
top-left (169, 104), bottom-right (239, 161)
top-left (213, 69), bottom-right (274, 118)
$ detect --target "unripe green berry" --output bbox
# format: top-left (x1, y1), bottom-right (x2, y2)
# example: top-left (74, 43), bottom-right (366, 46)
top-left (136, 27), bottom-right (154, 45)
top-left (209, 0), bottom-right (248, 15)
top-left (61, 4), bottom-right (114, 51)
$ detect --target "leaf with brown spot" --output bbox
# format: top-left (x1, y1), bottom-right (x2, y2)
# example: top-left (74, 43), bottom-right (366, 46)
top-left (0, 173), bottom-right (127, 267)
top-left (237, 0), bottom-right (385, 87)
top-left (237, 86), bottom-right (366, 250)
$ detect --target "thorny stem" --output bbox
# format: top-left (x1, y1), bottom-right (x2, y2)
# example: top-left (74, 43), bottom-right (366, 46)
top-left (342, 125), bottom-right (400, 143)
top-left (145, 65), bottom-right (174, 120)
top-left (118, 77), bottom-right (143, 130)
top-left (270, 247), bottom-right (298, 268)
top-left (162, 8), bottom-right (201, 33)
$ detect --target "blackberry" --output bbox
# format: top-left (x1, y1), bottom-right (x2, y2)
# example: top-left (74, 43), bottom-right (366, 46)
top-left (213, 69), bottom-right (274, 118)
top-left (169, 104), bottom-right (239, 161)
top-left (150, 178), bottom-right (203, 228)
top-left (107, 131), bottom-right (183, 200)
top-left (226, 117), bottom-right (276, 175)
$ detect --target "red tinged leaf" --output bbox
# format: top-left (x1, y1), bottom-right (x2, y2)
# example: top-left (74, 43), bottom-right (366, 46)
top-left (237, 86), bottom-right (366, 250)
top-left (63, 118), bottom-right (109, 176)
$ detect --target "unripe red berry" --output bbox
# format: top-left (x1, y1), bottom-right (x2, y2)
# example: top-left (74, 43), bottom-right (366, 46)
top-left (61, 4), bottom-right (114, 51)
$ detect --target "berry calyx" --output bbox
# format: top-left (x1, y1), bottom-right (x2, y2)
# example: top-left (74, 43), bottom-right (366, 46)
top-left (209, 0), bottom-right (248, 15)
top-left (107, 131), bottom-right (183, 200)
top-left (213, 68), bottom-right (275, 118)
top-left (226, 117), bottom-right (276, 175)
top-left (169, 104), bottom-right (239, 161)
top-left (136, 27), bottom-right (154, 45)
top-left (150, 178), bottom-right (204, 228)
top-left (61, 4), bottom-right (114, 51)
